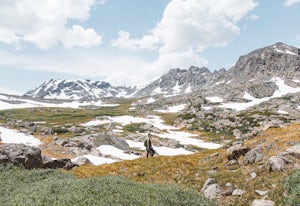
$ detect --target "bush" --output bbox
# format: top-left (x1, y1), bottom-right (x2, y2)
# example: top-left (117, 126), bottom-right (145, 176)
top-left (0, 165), bottom-right (216, 206)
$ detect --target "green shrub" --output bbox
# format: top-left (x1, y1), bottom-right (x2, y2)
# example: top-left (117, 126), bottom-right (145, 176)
top-left (0, 165), bottom-right (216, 206)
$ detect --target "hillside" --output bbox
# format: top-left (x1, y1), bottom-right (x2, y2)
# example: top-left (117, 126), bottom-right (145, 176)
top-left (73, 124), bottom-right (300, 205)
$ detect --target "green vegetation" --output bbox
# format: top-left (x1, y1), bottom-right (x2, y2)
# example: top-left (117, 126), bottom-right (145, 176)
top-left (0, 165), bottom-right (215, 206)
top-left (123, 123), bottom-right (146, 133)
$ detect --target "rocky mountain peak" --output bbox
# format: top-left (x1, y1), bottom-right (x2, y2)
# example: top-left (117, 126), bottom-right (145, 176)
top-left (226, 42), bottom-right (300, 81)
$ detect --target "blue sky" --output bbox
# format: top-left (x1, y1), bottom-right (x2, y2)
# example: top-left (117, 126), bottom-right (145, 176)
top-left (0, 0), bottom-right (300, 94)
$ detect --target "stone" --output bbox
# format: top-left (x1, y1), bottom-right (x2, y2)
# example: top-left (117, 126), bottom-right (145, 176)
top-left (0, 143), bottom-right (43, 169)
top-left (43, 158), bottom-right (75, 170)
top-left (251, 199), bottom-right (275, 206)
top-left (201, 178), bottom-right (216, 192)
top-left (226, 144), bottom-right (250, 160)
top-left (268, 155), bottom-right (293, 172)
top-left (68, 126), bottom-right (83, 133)
top-left (72, 156), bottom-right (93, 166)
top-left (232, 189), bottom-right (245, 196)
top-left (255, 190), bottom-right (268, 196)
top-left (41, 127), bottom-right (53, 135)
top-left (203, 184), bottom-right (221, 199)
top-left (286, 144), bottom-right (300, 158)
top-left (250, 172), bottom-right (257, 179)
top-left (244, 145), bottom-right (263, 165)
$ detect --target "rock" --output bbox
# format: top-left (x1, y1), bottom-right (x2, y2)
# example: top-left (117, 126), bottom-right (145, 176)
top-left (165, 139), bottom-right (181, 148)
top-left (286, 144), bottom-right (300, 158)
top-left (68, 126), bottom-right (83, 133)
top-left (233, 129), bottom-right (243, 139)
top-left (268, 155), bottom-right (293, 172)
top-left (201, 178), bottom-right (216, 192)
top-left (41, 127), bottom-right (53, 135)
top-left (203, 184), bottom-right (221, 199)
top-left (226, 144), bottom-right (250, 160)
top-left (72, 157), bottom-right (92, 166)
top-left (250, 172), bottom-right (257, 179)
top-left (221, 187), bottom-right (233, 196)
top-left (206, 170), bottom-right (217, 175)
top-left (255, 190), bottom-right (268, 196)
top-left (93, 132), bottom-right (130, 150)
top-left (244, 145), bottom-right (263, 165)
top-left (43, 158), bottom-right (75, 170)
top-left (251, 199), bottom-right (275, 206)
top-left (232, 189), bottom-right (245, 196)
top-left (0, 143), bottom-right (43, 169)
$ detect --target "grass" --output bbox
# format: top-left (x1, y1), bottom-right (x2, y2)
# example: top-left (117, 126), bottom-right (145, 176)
top-left (0, 164), bottom-right (215, 206)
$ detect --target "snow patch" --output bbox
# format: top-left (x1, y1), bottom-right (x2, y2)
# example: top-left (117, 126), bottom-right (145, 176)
top-left (278, 110), bottom-right (288, 114)
top-left (206, 96), bottom-right (223, 103)
top-left (147, 97), bottom-right (156, 104)
top-left (155, 104), bottom-right (186, 113)
top-left (184, 84), bottom-right (192, 94)
top-left (72, 155), bottom-right (116, 166)
top-left (293, 79), bottom-right (300, 83)
top-left (202, 106), bottom-right (212, 110)
top-left (97, 145), bottom-right (139, 160)
top-left (273, 45), bottom-right (297, 56)
top-left (0, 126), bottom-right (41, 147)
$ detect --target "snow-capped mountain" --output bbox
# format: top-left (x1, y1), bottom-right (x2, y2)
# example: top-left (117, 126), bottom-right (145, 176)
top-left (24, 42), bottom-right (300, 100)
top-left (24, 79), bottom-right (137, 100)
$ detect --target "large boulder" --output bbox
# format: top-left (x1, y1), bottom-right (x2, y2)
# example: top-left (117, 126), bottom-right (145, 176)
top-left (43, 158), bottom-right (75, 170)
top-left (0, 143), bottom-right (43, 169)
top-left (226, 143), bottom-right (250, 160)
top-left (93, 132), bottom-right (130, 150)
top-left (244, 145), bottom-right (264, 165)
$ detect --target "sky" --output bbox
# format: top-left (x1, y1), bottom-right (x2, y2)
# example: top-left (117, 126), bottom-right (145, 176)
top-left (0, 0), bottom-right (300, 94)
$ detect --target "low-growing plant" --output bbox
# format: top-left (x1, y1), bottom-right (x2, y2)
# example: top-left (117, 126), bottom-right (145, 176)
top-left (0, 164), bottom-right (216, 206)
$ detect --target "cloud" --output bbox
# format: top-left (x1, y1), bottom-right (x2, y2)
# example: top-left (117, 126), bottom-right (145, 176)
top-left (284, 0), bottom-right (300, 6)
top-left (250, 15), bottom-right (259, 20)
top-left (0, 0), bottom-right (103, 49)
top-left (112, 0), bottom-right (257, 70)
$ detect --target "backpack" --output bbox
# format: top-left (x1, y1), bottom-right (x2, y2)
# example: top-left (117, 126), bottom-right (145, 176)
top-left (144, 139), bottom-right (147, 147)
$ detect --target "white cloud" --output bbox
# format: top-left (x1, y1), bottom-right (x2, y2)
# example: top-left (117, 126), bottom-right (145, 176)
top-left (284, 0), bottom-right (300, 6)
top-left (0, 0), bottom-right (103, 49)
top-left (62, 25), bottom-right (102, 48)
top-left (112, 0), bottom-right (257, 70)
top-left (250, 15), bottom-right (259, 20)
top-left (111, 31), bottom-right (159, 51)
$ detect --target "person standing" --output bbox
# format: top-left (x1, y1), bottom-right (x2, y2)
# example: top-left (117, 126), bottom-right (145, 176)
top-left (144, 133), bottom-right (155, 158)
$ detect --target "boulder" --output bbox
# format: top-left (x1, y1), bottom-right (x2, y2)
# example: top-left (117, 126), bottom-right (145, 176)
top-left (226, 144), bottom-right (250, 160)
top-left (286, 144), bottom-right (300, 158)
top-left (244, 145), bottom-right (264, 165)
top-left (203, 184), bottom-right (221, 199)
top-left (232, 189), bottom-right (245, 196)
top-left (0, 143), bottom-right (43, 169)
top-left (93, 132), bottom-right (130, 150)
top-left (251, 199), bottom-right (275, 206)
top-left (72, 156), bottom-right (92, 166)
top-left (68, 126), bottom-right (83, 133)
top-left (43, 158), bottom-right (75, 170)
top-left (41, 127), bottom-right (54, 135)
top-left (268, 155), bottom-right (293, 172)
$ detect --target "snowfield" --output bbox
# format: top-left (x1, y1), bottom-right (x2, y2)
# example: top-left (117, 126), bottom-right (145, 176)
top-left (155, 104), bottom-right (187, 113)
top-left (0, 126), bottom-right (41, 147)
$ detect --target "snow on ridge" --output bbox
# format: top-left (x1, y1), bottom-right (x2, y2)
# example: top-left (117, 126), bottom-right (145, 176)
top-left (293, 79), bottom-right (300, 83)
top-left (173, 82), bottom-right (182, 93)
top-left (273, 45), bottom-right (297, 56)
top-left (147, 97), bottom-right (156, 104)
top-left (206, 96), bottom-right (223, 103)
top-left (184, 84), bottom-right (192, 94)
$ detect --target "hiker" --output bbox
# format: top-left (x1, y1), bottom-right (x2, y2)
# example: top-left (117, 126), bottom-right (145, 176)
top-left (144, 133), bottom-right (155, 158)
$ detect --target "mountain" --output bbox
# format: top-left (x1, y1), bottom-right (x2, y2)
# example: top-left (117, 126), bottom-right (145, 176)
top-left (135, 66), bottom-right (226, 96)
top-left (24, 79), bottom-right (137, 100)
top-left (24, 42), bottom-right (300, 100)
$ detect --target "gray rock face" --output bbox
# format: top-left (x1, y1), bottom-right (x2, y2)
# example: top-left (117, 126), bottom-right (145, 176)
top-left (268, 155), bottom-right (293, 172)
top-left (0, 143), bottom-right (43, 169)
top-left (72, 157), bottom-right (92, 166)
top-left (136, 66), bottom-right (226, 97)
